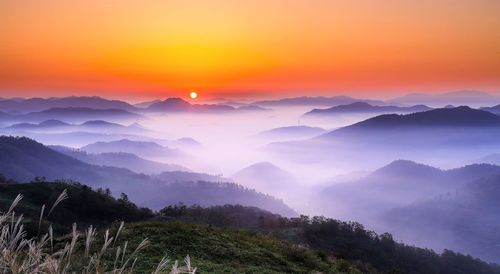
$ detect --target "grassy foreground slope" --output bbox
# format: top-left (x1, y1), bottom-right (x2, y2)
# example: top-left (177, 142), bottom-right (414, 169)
top-left (126, 221), bottom-right (356, 274)
top-left (1, 181), bottom-right (499, 274)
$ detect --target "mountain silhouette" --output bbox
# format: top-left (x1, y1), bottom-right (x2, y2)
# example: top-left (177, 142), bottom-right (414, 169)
top-left (334, 106), bottom-right (500, 130)
top-left (147, 98), bottom-right (236, 112)
top-left (17, 107), bottom-right (142, 123)
top-left (81, 139), bottom-right (183, 158)
top-left (0, 96), bottom-right (136, 113)
top-left (256, 126), bottom-right (326, 141)
top-left (252, 96), bottom-right (385, 107)
top-left (304, 102), bottom-right (431, 116)
top-left (51, 146), bottom-right (190, 174)
top-left (314, 160), bottom-right (500, 223)
top-left (5, 119), bottom-right (71, 130)
top-left (384, 173), bottom-right (500, 263)
top-left (388, 90), bottom-right (500, 107)
top-left (0, 136), bottom-right (295, 215)
top-left (480, 104), bottom-right (500, 115)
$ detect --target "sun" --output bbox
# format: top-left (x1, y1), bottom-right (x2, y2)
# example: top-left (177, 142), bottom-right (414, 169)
top-left (189, 91), bottom-right (198, 99)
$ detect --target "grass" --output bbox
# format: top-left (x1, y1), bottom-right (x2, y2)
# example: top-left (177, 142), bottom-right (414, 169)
top-left (123, 221), bottom-right (360, 274)
top-left (0, 193), bottom-right (196, 274)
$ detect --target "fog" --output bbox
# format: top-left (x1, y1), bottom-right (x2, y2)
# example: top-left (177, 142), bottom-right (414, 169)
top-left (2, 96), bottom-right (500, 263)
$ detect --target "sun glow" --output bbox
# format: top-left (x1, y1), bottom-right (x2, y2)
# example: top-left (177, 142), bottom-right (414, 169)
top-left (190, 91), bottom-right (198, 99)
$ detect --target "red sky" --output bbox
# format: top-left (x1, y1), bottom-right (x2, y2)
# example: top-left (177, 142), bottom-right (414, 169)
top-left (1, 0), bottom-right (499, 100)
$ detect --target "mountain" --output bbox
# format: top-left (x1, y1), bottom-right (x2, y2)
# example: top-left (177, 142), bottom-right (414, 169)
top-left (475, 153), bottom-right (500, 166)
top-left (313, 107), bottom-right (500, 150)
top-left (133, 99), bottom-right (162, 108)
top-left (384, 174), bottom-right (500, 263)
top-left (81, 139), bottom-right (182, 159)
top-left (252, 96), bottom-right (385, 107)
top-left (388, 90), bottom-right (500, 107)
top-left (236, 105), bottom-right (272, 112)
top-left (146, 98), bottom-right (236, 113)
top-left (148, 181), bottom-right (296, 217)
top-left (314, 160), bottom-right (500, 223)
top-left (18, 107), bottom-right (142, 123)
top-left (51, 146), bottom-right (189, 174)
top-left (153, 170), bottom-right (230, 183)
top-left (268, 107), bottom-right (500, 171)
top-left (480, 104), bottom-right (500, 115)
top-left (256, 126), bottom-right (327, 141)
top-left (4, 119), bottom-right (71, 130)
top-left (327, 106), bottom-right (500, 131)
top-left (232, 162), bottom-right (298, 198)
top-left (304, 102), bottom-right (432, 116)
top-left (0, 96), bottom-right (136, 113)
top-left (0, 136), bottom-right (295, 215)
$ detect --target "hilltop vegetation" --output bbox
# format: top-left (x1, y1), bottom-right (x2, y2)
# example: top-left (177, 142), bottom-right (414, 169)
top-left (0, 180), bottom-right (499, 273)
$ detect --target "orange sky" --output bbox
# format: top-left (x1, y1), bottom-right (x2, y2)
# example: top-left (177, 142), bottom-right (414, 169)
top-left (1, 0), bottom-right (499, 100)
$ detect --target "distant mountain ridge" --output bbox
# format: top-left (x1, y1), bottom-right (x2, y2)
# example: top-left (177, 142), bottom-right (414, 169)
top-left (256, 126), bottom-right (326, 140)
top-left (304, 102), bottom-right (431, 116)
top-left (252, 96), bottom-right (385, 107)
top-left (314, 159), bottom-right (500, 222)
top-left (332, 106), bottom-right (500, 130)
top-left (51, 146), bottom-right (190, 174)
top-left (388, 90), bottom-right (500, 107)
top-left (384, 173), bottom-right (500, 263)
top-left (81, 139), bottom-right (183, 158)
top-left (10, 107), bottom-right (142, 123)
top-left (146, 98), bottom-right (236, 113)
top-left (0, 96), bottom-right (136, 113)
top-left (0, 136), bottom-right (295, 216)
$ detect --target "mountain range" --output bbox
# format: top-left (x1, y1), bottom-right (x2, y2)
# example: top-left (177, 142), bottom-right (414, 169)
top-left (0, 96), bottom-right (137, 113)
top-left (81, 139), bottom-right (183, 159)
top-left (303, 102), bottom-right (432, 116)
top-left (314, 160), bottom-right (500, 220)
top-left (11, 107), bottom-right (142, 123)
top-left (255, 126), bottom-right (327, 141)
top-left (384, 173), bottom-right (500, 263)
top-left (232, 162), bottom-right (298, 198)
top-left (51, 146), bottom-right (189, 174)
top-left (388, 90), bottom-right (500, 107)
top-left (252, 96), bottom-right (386, 107)
top-left (0, 136), bottom-right (295, 216)
top-left (3, 119), bottom-right (146, 134)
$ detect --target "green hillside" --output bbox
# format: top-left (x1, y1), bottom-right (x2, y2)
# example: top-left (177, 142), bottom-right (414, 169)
top-left (1, 181), bottom-right (499, 274)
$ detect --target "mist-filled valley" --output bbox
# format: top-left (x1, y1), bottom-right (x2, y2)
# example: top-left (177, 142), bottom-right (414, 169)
top-left (2, 91), bottom-right (500, 272)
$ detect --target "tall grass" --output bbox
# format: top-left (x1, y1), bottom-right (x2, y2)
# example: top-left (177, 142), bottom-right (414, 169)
top-left (0, 192), bottom-right (197, 273)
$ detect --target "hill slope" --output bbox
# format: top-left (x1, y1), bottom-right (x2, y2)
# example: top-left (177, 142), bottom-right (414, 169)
top-left (0, 136), bottom-right (296, 215)
top-left (384, 174), bottom-right (500, 263)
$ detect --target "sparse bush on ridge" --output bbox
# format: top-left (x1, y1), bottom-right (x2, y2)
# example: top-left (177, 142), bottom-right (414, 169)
top-left (0, 191), bottom-right (196, 273)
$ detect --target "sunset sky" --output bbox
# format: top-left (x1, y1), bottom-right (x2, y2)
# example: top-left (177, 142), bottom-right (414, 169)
top-left (1, 0), bottom-right (499, 100)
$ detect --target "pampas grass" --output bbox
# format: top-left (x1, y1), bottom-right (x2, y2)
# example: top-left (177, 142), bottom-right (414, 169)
top-left (0, 191), bottom-right (196, 273)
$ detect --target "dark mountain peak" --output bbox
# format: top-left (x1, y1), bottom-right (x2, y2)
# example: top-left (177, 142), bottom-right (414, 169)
top-left (372, 160), bottom-right (443, 178)
top-left (343, 101), bottom-right (373, 108)
top-left (446, 163), bottom-right (500, 179)
top-left (343, 107), bottom-right (500, 129)
top-left (147, 98), bottom-right (191, 111)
